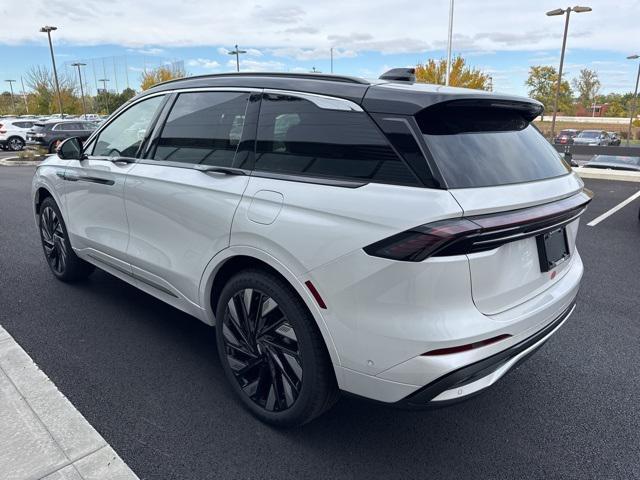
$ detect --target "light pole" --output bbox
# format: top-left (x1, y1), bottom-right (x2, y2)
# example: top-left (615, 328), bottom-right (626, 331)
top-left (5, 80), bottom-right (16, 113)
top-left (546, 6), bottom-right (592, 140)
top-left (20, 77), bottom-right (29, 113)
top-left (72, 62), bottom-right (87, 119)
top-left (40, 26), bottom-right (64, 117)
top-left (99, 78), bottom-right (110, 114)
top-left (228, 45), bottom-right (247, 72)
top-left (445, 0), bottom-right (454, 86)
top-left (626, 54), bottom-right (640, 147)
top-left (330, 47), bottom-right (334, 74)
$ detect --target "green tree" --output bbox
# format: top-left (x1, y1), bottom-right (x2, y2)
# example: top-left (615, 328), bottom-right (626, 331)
top-left (525, 66), bottom-right (573, 118)
top-left (415, 55), bottom-right (491, 90)
top-left (572, 68), bottom-right (601, 107)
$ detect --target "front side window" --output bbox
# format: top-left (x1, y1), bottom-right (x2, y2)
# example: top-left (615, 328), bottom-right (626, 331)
top-left (255, 94), bottom-right (420, 186)
top-left (152, 91), bottom-right (250, 166)
top-left (91, 95), bottom-right (164, 157)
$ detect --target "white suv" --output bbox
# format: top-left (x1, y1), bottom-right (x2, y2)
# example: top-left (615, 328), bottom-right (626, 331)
top-left (0, 118), bottom-right (35, 150)
top-left (32, 71), bottom-right (591, 426)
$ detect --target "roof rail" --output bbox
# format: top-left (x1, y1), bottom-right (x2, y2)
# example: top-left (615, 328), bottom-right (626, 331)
top-left (379, 68), bottom-right (416, 83)
top-left (154, 72), bottom-right (370, 88)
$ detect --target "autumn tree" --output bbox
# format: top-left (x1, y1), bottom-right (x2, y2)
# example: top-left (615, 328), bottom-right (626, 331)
top-left (415, 55), bottom-right (491, 90)
top-left (572, 68), bottom-right (601, 107)
top-left (525, 65), bottom-right (573, 118)
top-left (140, 65), bottom-right (186, 91)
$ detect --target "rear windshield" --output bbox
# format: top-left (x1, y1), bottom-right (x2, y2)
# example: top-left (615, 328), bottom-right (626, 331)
top-left (31, 123), bottom-right (47, 131)
top-left (578, 131), bottom-right (599, 138)
top-left (417, 103), bottom-right (570, 189)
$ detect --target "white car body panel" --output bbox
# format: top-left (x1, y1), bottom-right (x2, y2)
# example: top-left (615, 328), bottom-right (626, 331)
top-left (30, 80), bottom-right (590, 409)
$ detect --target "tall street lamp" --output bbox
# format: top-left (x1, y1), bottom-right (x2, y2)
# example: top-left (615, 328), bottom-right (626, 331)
top-left (445, 0), bottom-right (454, 86)
top-left (626, 54), bottom-right (640, 147)
top-left (71, 62), bottom-right (87, 119)
top-left (546, 6), bottom-right (592, 140)
top-left (228, 45), bottom-right (247, 72)
top-left (99, 78), bottom-right (110, 114)
top-left (5, 80), bottom-right (16, 113)
top-left (40, 26), bottom-right (64, 117)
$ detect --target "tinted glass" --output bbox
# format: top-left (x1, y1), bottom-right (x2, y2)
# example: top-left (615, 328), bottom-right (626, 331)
top-left (255, 94), bottom-right (419, 186)
top-left (92, 96), bottom-right (164, 157)
top-left (418, 105), bottom-right (569, 189)
top-left (579, 131), bottom-right (600, 138)
top-left (153, 91), bottom-right (250, 166)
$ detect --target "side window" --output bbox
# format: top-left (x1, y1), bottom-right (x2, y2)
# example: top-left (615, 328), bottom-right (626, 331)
top-left (92, 96), bottom-right (164, 157)
top-left (255, 94), bottom-right (420, 186)
top-left (152, 91), bottom-right (250, 166)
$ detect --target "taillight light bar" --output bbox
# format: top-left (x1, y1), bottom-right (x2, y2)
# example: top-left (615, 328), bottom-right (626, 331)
top-left (364, 190), bottom-right (592, 262)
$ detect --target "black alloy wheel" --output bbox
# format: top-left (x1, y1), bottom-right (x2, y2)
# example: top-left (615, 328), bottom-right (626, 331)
top-left (221, 288), bottom-right (303, 412)
top-left (40, 205), bottom-right (68, 275)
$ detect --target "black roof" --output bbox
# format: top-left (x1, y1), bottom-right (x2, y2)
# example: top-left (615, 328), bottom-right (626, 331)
top-left (139, 72), bottom-right (543, 116)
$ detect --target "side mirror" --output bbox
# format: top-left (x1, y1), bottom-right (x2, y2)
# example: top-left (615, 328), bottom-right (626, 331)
top-left (57, 137), bottom-right (84, 160)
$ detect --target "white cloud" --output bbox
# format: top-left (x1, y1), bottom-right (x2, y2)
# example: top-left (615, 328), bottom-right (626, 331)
top-left (228, 59), bottom-right (287, 72)
top-left (187, 58), bottom-right (221, 69)
top-left (3, 0), bottom-right (637, 55)
top-left (127, 47), bottom-right (164, 56)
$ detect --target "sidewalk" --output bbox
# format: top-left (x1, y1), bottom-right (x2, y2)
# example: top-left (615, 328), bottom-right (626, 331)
top-left (0, 325), bottom-right (139, 480)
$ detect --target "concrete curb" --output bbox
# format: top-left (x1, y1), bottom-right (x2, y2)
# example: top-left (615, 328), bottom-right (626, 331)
top-left (0, 158), bottom-right (43, 166)
top-left (573, 167), bottom-right (640, 183)
top-left (0, 325), bottom-right (139, 480)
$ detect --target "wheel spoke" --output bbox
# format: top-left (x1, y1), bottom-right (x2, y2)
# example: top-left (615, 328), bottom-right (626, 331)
top-left (265, 345), bottom-right (301, 397)
top-left (227, 296), bottom-right (253, 351)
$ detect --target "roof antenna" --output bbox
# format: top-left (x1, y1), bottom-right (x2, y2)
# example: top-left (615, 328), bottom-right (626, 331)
top-left (379, 68), bottom-right (416, 82)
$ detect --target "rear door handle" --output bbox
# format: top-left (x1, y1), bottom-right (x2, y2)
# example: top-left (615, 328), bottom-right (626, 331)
top-left (194, 165), bottom-right (247, 175)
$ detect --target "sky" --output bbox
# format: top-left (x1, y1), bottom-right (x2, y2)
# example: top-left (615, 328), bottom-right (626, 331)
top-left (1, 0), bottom-right (639, 97)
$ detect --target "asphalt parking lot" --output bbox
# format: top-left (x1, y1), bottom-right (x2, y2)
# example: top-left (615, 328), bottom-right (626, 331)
top-left (1, 167), bottom-right (639, 480)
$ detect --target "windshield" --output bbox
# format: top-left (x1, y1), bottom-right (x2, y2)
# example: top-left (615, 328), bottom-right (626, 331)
top-left (417, 104), bottom-right (570, 188)
top-left (31, 124), bottom-right (46, 132)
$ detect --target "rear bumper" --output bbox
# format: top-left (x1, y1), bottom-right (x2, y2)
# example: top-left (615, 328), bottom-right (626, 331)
top-left (396, 302), bottom-right (575, 408)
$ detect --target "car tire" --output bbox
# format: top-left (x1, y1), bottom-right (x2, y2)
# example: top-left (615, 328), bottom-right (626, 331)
top-left (215, 269), bottom-right (339, 427)
top-left (8, 136), bottom-right (24, 151)
top-left (38, 196), bottom-right (95, 282)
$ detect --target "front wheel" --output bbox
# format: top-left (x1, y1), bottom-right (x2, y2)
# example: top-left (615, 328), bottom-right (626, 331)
top-left (215, 269), bottom-right (338, 427)
top-left (38, 196), bottom-right (94, 282)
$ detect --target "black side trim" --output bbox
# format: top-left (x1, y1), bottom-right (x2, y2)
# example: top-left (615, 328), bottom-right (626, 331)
top-left (397, 302), bottom-right (575, 408)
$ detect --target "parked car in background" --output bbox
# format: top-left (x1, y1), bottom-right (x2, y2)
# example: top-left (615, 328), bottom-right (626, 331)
top-left (0, 118), bottom-right (36, 151)
top-left (26, 120), bottom-right (98, 153)
top-left (554, 129), bottom-right (580, 145)
top-left (584, 155), bottom-right (640, 172)
top-left (607, 132), bottom-right (621, 146)
top-left (32, 71), bottom-right (590, 426)
top-left (573, 130), bottom-right (611, 146)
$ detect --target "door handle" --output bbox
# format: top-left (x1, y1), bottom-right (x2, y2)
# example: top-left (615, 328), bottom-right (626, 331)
top-left (109, 157), bottom-right (136, 164)
top-left (194, 165), bottom-right (247, 175)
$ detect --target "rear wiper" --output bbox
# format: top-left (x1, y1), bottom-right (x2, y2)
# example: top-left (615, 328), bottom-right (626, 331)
top-left (194, 165), bottom-right (247, 175)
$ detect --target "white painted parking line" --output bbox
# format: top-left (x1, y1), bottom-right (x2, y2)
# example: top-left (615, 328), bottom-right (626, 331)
top-left (587, 190), bottom-right (640, 227)
top-left (0, 325), bottom-right (139, 480)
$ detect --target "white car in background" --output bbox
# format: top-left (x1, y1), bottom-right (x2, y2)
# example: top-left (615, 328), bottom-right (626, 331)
top-left (0, 118), bottom-right (36, 151)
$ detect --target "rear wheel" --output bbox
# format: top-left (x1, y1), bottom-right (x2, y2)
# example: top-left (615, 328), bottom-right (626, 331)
top-left (215, 269), bottom-right (338, 427)
top-left (38, 196), bottom-right (94, 282)
top-left (8, 136), bottom-right (24, 151)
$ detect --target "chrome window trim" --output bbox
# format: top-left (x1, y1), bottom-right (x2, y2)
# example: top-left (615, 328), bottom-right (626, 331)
top-left (263, 89), bottom-right (364, 112)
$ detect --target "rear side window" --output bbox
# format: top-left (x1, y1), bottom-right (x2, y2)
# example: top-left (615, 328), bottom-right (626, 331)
top-left (153, 91), bottom-right (250, 166)
top-left (255, 94), bottom-right (420, 186)
top-left (418, 102), bottom-right (570, 189)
